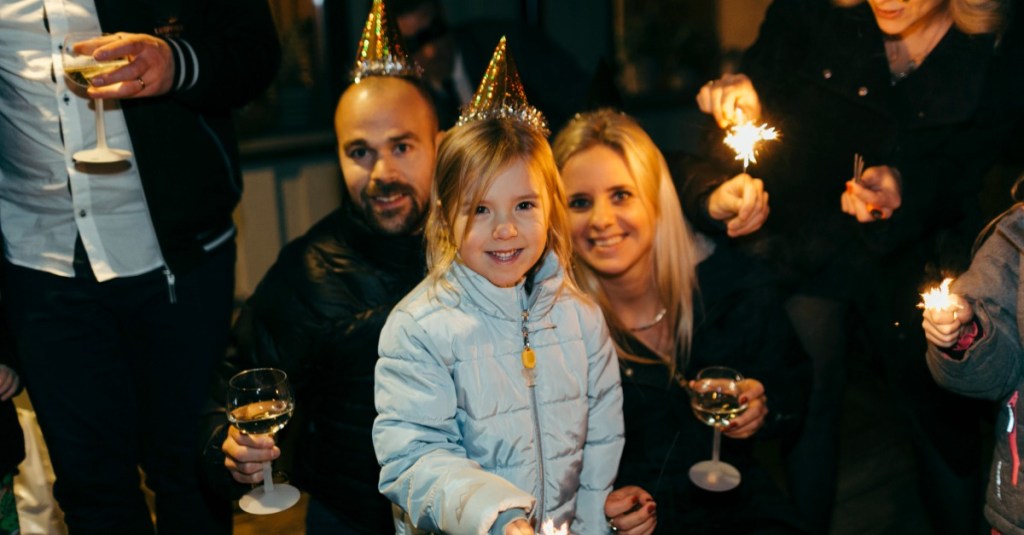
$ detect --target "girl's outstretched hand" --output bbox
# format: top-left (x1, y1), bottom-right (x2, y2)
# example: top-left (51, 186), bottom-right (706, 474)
top-left (504, 518), bottom-right (534, 535)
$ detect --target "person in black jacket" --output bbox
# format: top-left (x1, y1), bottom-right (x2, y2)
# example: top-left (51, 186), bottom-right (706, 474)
top-left (684, 0), bottom-right (1023, 532)
top-left (0, 2), bottom-right (279, 533)
top-left (554, 110), bottom-right (808, 535)
top-left (206, 3), bottom-right (440, 532)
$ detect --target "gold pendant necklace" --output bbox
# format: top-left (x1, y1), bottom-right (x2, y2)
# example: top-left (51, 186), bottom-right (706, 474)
top-left (521, 307), bottom-right (537, 386)
top-left (521, 308), bottom-right (535, 369)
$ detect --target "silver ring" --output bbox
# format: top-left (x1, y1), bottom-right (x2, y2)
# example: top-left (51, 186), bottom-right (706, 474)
top-left (608, 518), bottom-right (619, 532)
top-left (136, 77), bottom-right (146, 90)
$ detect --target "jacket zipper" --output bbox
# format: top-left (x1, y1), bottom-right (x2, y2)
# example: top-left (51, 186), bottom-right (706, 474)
top-left (163, 266), bottom-right (177, 304)
top-left (521, 290), bottom-right (546, 524)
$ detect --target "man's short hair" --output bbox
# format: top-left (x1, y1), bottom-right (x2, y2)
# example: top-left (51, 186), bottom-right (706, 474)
top-left (345, 75), bottom-right (440, 132)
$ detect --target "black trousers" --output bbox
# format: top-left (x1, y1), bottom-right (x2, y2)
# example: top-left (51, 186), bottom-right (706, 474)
top-left (3, 244), bottom-right (235, 534)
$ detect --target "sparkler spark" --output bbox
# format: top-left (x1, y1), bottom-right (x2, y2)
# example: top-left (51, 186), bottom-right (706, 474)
top-left (918, 278), bottom-right (959, 312)
top-left (723, 122), bottom-right (779, 172)
top-left (539, 519), bottom-right (568, 535)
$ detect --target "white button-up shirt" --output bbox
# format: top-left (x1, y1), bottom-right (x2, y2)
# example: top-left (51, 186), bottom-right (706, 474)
top-left (0, 0), bottom-right (163, 282)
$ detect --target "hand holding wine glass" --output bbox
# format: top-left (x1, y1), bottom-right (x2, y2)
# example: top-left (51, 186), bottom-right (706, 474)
top-left (721, 378), bottom-right (767, 439)
top-left (688, 366), bottom-right (748, 492)
top-left (62, 32), bottom-right (132, 164)
top-left (71, 32), bottom-right (176, 99)
top-left (226, 367), bottom-right (300, 514)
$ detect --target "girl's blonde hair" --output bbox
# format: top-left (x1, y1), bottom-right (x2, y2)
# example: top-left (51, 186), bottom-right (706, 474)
top-left (833, 0), bottom-right (1005, 35)
top-left (426, 118), bottom-right (576, 292)
top-left (553, 109), bottom-right (702, 374)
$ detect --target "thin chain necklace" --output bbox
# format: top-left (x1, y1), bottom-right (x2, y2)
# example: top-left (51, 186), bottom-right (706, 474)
top-left (629, 307), bottom-right (667, 332)
top-left (885, 12), bottom-right (951, 82)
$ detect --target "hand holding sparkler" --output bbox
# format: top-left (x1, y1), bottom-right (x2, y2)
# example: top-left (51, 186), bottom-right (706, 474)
top-left (707, 173), bottom-right (770, 237)
top-left (605, 486), bottom-right (657, 535)
top-left (505, 518), bottom-right (535, 535)
top-left (919, 278), bottom-right (974, 348)
top-left (841, 160), bottom-right (902, 222)
top-left (696, 73), bottom-right (762, 128)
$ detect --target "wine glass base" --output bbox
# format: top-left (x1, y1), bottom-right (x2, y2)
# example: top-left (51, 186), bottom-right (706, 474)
top-left (238, 483), bottom-right (301, 515)
top-left (73, 147), bottom-right (131, 164)
top-left (689, 460), bottom-right (741, 492)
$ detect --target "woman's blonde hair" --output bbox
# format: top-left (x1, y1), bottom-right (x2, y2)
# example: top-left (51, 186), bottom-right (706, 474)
top-left (426, 118), bottom-right (576, 292)
top-left (553, 109), bottom-right (702, 374)
top-left (833, 0), bottom-right (1005, 35)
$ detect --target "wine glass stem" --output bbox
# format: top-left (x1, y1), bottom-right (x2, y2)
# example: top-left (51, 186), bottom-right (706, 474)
top-left (94, 98), bottom-right (110, 150)
top-left (261, 461), bottom-right (275, 493)
top-left (711, 428), bottom-right (722, 465)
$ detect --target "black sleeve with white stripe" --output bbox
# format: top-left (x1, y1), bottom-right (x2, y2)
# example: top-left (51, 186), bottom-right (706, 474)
top-left (164, 37), bottom-right (200, 93)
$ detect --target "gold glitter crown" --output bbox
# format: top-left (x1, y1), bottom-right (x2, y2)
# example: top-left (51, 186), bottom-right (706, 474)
top-left (352, 0), bottom-right (421, 83)
top-left (456, 37), bottom-right (548, 136)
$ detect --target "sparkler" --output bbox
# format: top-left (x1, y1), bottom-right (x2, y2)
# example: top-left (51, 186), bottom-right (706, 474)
top-left (723, 120), bottom-right (779, 172)
top-left (539, 519), bottom-right (568, 535)
top-left (918, 278), bottom-right (960, 313)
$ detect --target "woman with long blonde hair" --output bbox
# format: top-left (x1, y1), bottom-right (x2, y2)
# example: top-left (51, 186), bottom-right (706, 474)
top-left (555, 109), bottom-right (808, 534)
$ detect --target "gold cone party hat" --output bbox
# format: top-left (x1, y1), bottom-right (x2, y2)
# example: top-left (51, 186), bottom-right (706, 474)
top-left (352, 0), bottom-right (420, 83)
top-left (456, 37), bottom-right (548, 135)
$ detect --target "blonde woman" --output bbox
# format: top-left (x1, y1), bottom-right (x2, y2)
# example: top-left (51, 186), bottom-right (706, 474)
top-left (555, 109), bottom-right (808, 534)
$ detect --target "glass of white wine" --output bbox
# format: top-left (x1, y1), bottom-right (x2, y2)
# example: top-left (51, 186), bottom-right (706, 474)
top-left (62, 32), bottom-right (132, 164)
top-left (688, 365), bottom-right (748, 492)
top-left (226, 367), bottom-right (300, 514)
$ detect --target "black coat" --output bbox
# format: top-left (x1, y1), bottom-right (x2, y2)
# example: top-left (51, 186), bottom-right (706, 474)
top-left (681, 0), bottom-right (1021, 310)
top-left (203, 201), bottom-right (426, 533)
top-left (615, 245), bottom-right (809, 534)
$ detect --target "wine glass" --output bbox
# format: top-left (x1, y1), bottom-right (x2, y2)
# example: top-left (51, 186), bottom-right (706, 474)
top-left (226, 368), bottom-right (300, 514)
top-left (689, 366), bottom-right (748, 492)
top-left (61, 32), bottom-right (132, 164)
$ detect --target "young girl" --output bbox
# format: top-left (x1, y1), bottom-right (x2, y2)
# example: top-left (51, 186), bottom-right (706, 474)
top-left (372, 45), bottom-right (624, 535)
top-left (922, 187), bottom-right (1024, 535)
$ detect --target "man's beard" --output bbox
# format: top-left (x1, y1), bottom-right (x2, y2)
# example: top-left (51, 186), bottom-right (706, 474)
top-left (358, 181), bottom-right (425, 235)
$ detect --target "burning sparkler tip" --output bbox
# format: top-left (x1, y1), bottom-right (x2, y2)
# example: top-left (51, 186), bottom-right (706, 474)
top-left (539, 519), bottom-right (569, 535)
top-left (918, 277), bottom-right (960, 312)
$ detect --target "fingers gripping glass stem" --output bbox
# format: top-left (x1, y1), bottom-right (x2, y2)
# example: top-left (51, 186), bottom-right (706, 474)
top-left (227, 368), bottom-right (300, 514)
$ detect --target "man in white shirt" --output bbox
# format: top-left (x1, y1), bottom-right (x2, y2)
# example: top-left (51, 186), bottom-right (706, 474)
top-left (0, 1), bottom-right (278, 532)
